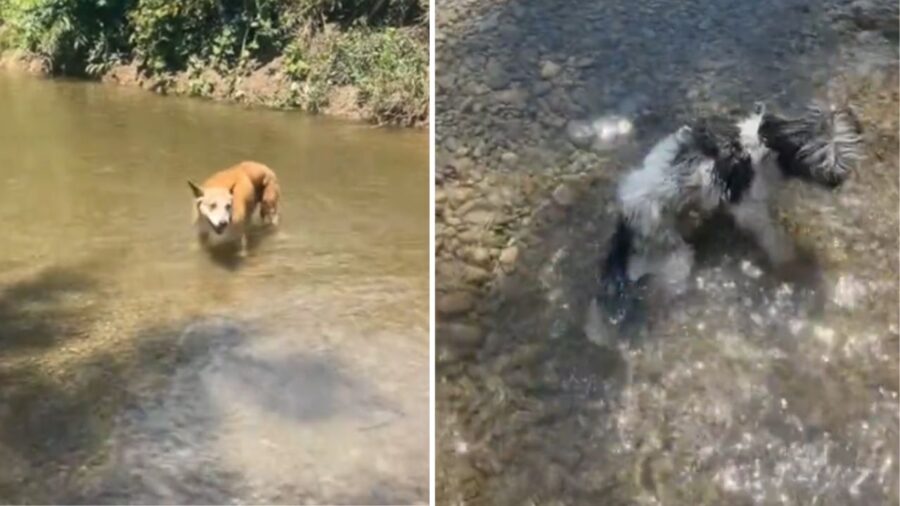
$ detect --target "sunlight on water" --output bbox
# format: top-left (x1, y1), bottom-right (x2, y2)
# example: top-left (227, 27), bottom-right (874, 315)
top-left (0, 74), bottom-right (428, 504)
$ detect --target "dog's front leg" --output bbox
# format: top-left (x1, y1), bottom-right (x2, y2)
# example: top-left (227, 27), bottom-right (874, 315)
top-left (730, 199), bottom-right (796, 266)
top-left (660, 241), bottom-right (694, 295)
top-left (629, 224), bottom-right (694, 296)
top-left (238, 233), bottom-right (248, 257)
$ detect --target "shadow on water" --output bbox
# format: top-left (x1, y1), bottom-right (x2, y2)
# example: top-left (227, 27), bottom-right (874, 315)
top-left (65, 317), bottom-right (409, 505)
top-left (0, 258), bottom-right (128, 500)
top-left (205, 246), bottom-right (245, 271)
top-left (221, 351), bottom-right (400, 423)
top-left (0, 261), bottom-right (404, 504)
top-left (0, 259), bottom-right (169, 502)
top-left (58, 319), bottom-right (256, 505)
top-left (0, 264), bottom-right (100, 351)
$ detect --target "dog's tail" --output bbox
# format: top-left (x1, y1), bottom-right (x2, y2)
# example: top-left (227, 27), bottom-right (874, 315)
top-left (760, 102), bottom-right (864, 187)
top-left (585, 216), bottom-right (646, 346)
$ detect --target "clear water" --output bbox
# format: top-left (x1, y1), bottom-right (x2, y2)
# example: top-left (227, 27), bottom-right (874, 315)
top-left (0, 74), bottom-right (429, 504)
top-left (436, 0), bottom-right (899, 504)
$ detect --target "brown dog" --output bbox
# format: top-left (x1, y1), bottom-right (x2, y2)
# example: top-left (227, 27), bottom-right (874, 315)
top-left (188, 161), bottom-right (280, 255)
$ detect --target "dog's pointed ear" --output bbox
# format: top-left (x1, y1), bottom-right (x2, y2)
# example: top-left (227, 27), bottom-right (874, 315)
top-left (188, 181), bottom-right (204, 198)
top-left (753, 102), bottom-right (766, 115)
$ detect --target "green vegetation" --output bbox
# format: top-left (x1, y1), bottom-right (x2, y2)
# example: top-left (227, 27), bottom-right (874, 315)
top-left (0, 0), bottom-right (428, 126)
top-left (283, 26), bottom-right (427, 124)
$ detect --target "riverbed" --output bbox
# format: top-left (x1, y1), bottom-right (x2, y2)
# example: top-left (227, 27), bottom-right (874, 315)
top-left (435, 0), bottom-right (899, 504)
top-left (0, 73), bottom-right (429, 504)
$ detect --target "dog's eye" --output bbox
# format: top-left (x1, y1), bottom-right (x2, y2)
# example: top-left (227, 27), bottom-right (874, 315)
top-left (226, 204), bottom-right (232, 211)
top-left (210, 203), bottom-right (217, 210)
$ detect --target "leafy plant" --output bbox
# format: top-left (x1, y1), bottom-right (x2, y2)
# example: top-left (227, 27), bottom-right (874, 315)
top-left (283, 26), bottom-right (426, 125)
top-left (0, 0), bottom-right (429, 125)
top-left (1, 0), bottom-right (132, 74)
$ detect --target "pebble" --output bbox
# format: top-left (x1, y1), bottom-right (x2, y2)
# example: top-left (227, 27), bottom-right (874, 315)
top-left (566, 120), bottom-right (595, 148)
top-left (457, 229), bottom-right (485, 244)
top-left (486, 190), bottom-right (507, 208)
top-left (475, 11), bottom-right (499, 32)
top-left (468, 247), bottom-right (492, 267)
top-left (438, 322), bottom-right (484, 349)
top-left (813, 325), bottom-right (836, 348)
top-left (533, 81), bottom-right (553, 96)
top-left (485, 60), bottom-right (509, 89)
top-left (500, 152), bottom-right (518, 166)
top-left (450, 157), bottom-right (473, 176)
top-left (495, 88), bottom-right (527, 105)
top-left (436, 75), bottom-right (455, 91)
top-left (540, 60), bottom-right (562, 79)
top-left (834, 274), bottom-right (866, 309)
top-left (740, 260), bottom-right (763, 279)
top-left (437, 291), bottom-right (475, 316)
top-left (551, 183), bottom-right (576, 206)
top-left (435, 189), bottom-right (448, 205)
top-left (499, 246), bottom-right (519, 269)
top-left (463, 209), bottom-right (498, 226)
top-left (448, 186), bottom-right (474, 206)
top-left (463, 265), bottom-right (492, 284)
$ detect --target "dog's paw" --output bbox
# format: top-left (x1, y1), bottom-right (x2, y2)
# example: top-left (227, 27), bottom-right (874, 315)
top-left (584, 299), bottom-right (616, 348)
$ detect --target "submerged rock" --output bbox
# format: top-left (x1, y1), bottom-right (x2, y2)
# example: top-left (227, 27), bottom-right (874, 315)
top-left (551, 183), bottom-right (576, 206)
top-left (499, 246), bottom-right (519, 269)
top-left (566, 120), bottom-right (595, 149)
top-left (833, 274), bottom-right (867, 309)
top-left (438, 291), bottom-right (476, 316)
top-left (540, 60), bottom-right (562, 79)
top-left (438, 322), bottom-right (484, 348)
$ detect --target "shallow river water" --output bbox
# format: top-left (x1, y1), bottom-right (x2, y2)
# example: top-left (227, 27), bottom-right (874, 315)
top-left (0, 74), bottom-right (429, 504)
top-left (436, 0), bottom-right (898, 504)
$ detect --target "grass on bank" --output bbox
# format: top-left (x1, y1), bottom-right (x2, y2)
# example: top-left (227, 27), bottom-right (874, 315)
top-left (0, 0), bottom-right (428, 126)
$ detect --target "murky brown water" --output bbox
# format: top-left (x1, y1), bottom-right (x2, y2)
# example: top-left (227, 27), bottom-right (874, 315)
top-left (0, 73), bottom-right (429, 504)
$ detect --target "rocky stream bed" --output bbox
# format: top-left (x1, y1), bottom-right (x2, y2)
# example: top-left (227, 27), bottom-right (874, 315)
top-left (435, 0), bottom-right (899, 504)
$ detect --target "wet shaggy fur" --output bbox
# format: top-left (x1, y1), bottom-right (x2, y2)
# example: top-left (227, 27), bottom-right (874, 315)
top-left (590, 101), bottom-right (863, 341)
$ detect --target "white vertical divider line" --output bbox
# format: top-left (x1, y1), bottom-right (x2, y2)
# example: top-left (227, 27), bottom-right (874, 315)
top-left (428, 0), bottom-right (437, 503)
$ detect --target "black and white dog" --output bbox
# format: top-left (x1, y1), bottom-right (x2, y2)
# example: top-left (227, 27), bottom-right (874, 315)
top-left (587, 101), bottom-right (863, 343)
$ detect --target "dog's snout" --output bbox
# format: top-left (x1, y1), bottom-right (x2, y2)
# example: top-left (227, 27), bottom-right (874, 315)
top-left (209, 219), bottom-right (229, 234)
